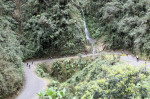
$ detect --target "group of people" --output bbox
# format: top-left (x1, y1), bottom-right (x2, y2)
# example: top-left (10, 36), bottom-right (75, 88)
top-left (121, 51), bottom-right (128, 56)
top-left (121, 51), bottom-right (139, 62)
top-left (26, 61), bottom-right (34, 69)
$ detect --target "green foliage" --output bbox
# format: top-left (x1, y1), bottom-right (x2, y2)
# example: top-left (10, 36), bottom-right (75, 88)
top-left (82, 0), bottom-right (150, 55)
top-left (86, 16), bottom-right (102, 39)
top-left (0, 59), bottom-right (23, 98)
top-left (51, 56), bottom-right (94, 82)
top-left (37, 53), bottom-right (150, 99)
top-left (74, 65), bottom-right (150, 98)
top-left (35, 66), bottom-right (46, 78)
top-left (2, 0), bottom-right (150, 98)
top-left (37, 87), bottom-right (66, 99)
top-left (21, 0), bottom-right (86, 59)
top-left (0, 1), bottom-right (23, 98)
top-left (71, 54), bottom-right (150, 98)
top-left (35, 63), bottom-right (50, 78)
top-left (0, 13), bottom-right (23, 99)
top-left (66, 53), bottom-right (120, 84)
top-left (36, 56), bottom-right (94, 82)
top-left (0, 0), bottom-right (88, 97)
top-left (37, 90), bottom-right (46, 98)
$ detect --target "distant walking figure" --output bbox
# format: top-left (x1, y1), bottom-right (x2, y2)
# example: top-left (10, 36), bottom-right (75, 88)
top-left (27, 63), bottom-right (28, 67)
top-left (121, 51), bottom-right (123, 55)
top-left (145, 58), bottom-right (147, 70)
top-left (29, 65), bottom-right (30, 69)
top-left (136, 55), bottom-right (139, 62)
top-left (145, 59), bottom-right (147, 63)
top-left (32, 61), bottom-right (33, 65)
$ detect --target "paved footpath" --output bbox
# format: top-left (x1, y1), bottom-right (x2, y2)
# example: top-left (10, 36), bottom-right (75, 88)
top-left (121, 54), bottom-right (150, 69)
top-left (15, 54), bottom-right (99, 99)
top-left (15, 61), bottom-right (48, 99)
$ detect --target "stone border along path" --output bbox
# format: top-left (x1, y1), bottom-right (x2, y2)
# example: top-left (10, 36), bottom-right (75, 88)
top-left (15, 52), bottom-right (150, 99)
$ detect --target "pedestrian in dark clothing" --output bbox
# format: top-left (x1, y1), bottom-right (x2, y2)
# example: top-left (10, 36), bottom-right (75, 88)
top-left (121, 51), bottom-right (124, 56)
top-left (136, 55), bottom-right (139, 62)
top-left (121, 51), bottom-right (124, 54)
top-left (27, 63), bottom-right (28, 67)
top-left (29, 65), bottom-right (30, 69)
top-left (126, 53), bottom-right (128, 56)
top-left (32, 61), bottom-right (33, 64)
top-left (145, 59), bottom-right (147, 70)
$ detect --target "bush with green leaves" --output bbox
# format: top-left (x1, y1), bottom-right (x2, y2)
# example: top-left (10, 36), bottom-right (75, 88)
top-left (2, 0), bottom-right (150, 98)
top-left (69, 54), bottom-right (150, 98)
top-left (37, 53), bottom-right (150, 99)
top-left (0, 23), bottom-right (23, 98)
top-left (0, 1), bottom-right (23, 98)
top-left (0, 31), bottom-right (23, 98)
top-left (37, 87), bottom-right (66, 99)
top-left (36, 56), bottom-right (94, 82)
top-left (75, 0), bottom-right (150, 56)
top-left (35, 63), bottom-right (49, 78)
top-left (74, 64), bottom-right (150, 98)
top-left (20, 0), bottom-right (86, 59)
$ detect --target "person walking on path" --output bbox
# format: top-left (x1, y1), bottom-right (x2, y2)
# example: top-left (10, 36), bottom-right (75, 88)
top-left (27, 63), bottom-right (28, 67)
top-left (32, 61), bottom-right (33, 65)
top-left (145, 58), bottom-right (147, 70)
top-left (29, 64), bottom-right (30, 69)
top-left (136, 55), bottom-right (139, 62)
top-left (121, 51), bottom-right (124, 55)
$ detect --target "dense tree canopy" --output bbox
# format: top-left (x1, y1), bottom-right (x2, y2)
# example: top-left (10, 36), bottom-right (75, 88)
top-left (0, 0), bottom-right (85, 98)
top-left (1, 0), bottom-right (150, 98)
top-left (0, 0), bottom-right (23, 98)
top-left (84, 0), bottom-right (150, 55)
top-left (20, 0), bottom-right (85, 59)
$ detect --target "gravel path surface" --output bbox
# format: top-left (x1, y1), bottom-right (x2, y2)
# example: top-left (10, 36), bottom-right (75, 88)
top-left (15, 52), bottom-right (150, 99)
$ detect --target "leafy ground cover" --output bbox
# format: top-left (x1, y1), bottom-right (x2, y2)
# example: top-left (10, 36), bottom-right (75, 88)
top-left (36, 55), bottom-right (94, 82)
top-left (36, 53), bottom-right (150, 99)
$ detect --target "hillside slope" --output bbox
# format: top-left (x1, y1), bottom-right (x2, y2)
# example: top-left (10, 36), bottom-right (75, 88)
top-left (82, 0), bottom-right (150, 56)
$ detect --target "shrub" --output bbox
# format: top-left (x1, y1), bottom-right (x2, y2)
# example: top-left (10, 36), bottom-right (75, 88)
top-left (37, 87), bottom-right (66, 99)
top-left (38, 53), bottom-right (150, 99)
top-left (50, 56), bottom-right (94, 82)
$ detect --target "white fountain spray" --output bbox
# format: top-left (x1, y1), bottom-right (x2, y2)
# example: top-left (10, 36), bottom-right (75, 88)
top-left (81, 9), bottom-right (96, 54)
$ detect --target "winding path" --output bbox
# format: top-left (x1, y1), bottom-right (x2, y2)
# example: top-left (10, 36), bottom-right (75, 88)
top-left (15, 61), bottom-right (48, 99)
top-left (15, 52), bottom-right (150, 99)
top-left (15, 54), bottom-right (99, 99)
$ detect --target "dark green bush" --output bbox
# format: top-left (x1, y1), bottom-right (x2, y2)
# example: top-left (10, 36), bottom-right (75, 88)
top-left (21, 0), bottom-right (86, 59)
top-left (82, 0), bottom-right (150, 55)
top-left (62, 54), bottom-right (150, 98)
top-left (0, 1), bottom-right (23, 97)
top-left (36, 56), bottom-right (94, 82)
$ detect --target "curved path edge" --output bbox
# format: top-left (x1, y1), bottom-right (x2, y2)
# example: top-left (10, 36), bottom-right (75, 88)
top-left (15, 52), bottom-right (150, 99)
top-left (15, 61), bottom-right (48, 99)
